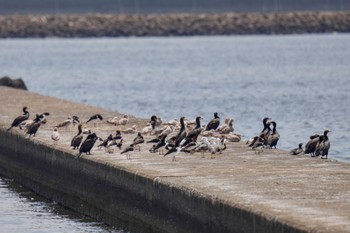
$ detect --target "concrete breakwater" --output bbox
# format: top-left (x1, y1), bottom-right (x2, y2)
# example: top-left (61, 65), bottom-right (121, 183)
top-left (0, 86), bottom-right (350, 232)
top-left (0, 11), bottom-right (350, 38)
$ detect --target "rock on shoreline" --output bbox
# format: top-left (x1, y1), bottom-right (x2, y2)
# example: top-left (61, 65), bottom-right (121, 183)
top-left (0, 76), bottom-right (27, 90)
top-left (0, 11), bottom-right (350, 38)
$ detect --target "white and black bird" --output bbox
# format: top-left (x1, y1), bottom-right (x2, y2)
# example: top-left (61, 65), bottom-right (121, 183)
top-left (266, 121), bottom-right (280, 149)
top-left (86, 114), bottom-right (103, 125)
top-left (7, 106), bottom-right (30, 131)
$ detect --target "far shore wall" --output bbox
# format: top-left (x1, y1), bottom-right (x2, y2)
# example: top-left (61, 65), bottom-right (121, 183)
top-left (0, 11), bottom-right (350, 38)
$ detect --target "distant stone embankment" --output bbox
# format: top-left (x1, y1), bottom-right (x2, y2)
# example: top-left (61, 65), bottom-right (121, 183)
top-left (0, 11), bottom-right (350, 37)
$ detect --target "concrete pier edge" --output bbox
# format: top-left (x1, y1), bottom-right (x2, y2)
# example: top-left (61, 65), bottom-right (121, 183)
top-left (0, 128), bottom-right (305, 233)
top-left (0, 87), bottom-right (349, 233)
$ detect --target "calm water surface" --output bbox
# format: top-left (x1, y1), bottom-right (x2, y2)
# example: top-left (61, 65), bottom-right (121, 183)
top-left (0, 176), bottom-right (124, 233)
top-left (0, 34), bottom-right (349, 232)
top-left (1, 34), bottom-right (349, 161)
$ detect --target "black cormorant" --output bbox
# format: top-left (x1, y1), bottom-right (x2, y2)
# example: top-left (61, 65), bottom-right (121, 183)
top-left (71, 124), bottom-right (83, 149)
top-left (7, 106), bottom-right (29, 131)
top-left (205, 112), bottom-right (220, 131)
top-left (77, 133), bottom-right (98, 158)
top-left (289, 143), bottom-right (304, 155)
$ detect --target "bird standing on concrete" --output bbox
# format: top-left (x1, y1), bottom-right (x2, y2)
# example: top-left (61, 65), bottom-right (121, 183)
top-left (304, 134), bottom-right (321, 156)
top-left (77, 133), bottom-right (98, 158)
top-left (51, 127), bottom-right (60, 145)
top-left (132, 132), bottom-right (145, 151)
top-left (71, 124), bottom-right (83, 149)
top-left (289, 143), bottom-right (304, 155)
top-left (181, 116), bottom-right (202, 147)
top-left (7, 106), bottom-right (30, 131)
top-left (266, 121), bottom-right (280, 149)
top-left (121, 144), bottom-right (134, 160)
top-left (26, 114), bottom-right (42, 137)
top-left (56, 116), bottom-right (80, 128)
top-left (321, 130), bottom-right (331, 159)
top-left (205, 112), bottom-right (220, 131)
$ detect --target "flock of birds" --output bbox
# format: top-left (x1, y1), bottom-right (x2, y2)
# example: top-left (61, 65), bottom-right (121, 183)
top-left (6, 106), bottom-right (331, 161)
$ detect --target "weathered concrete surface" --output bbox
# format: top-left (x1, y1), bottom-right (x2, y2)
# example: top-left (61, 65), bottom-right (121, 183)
top-left (0, 86), bottom-right (349, 233)
top-left (0, 11), bottom-right (350, 38)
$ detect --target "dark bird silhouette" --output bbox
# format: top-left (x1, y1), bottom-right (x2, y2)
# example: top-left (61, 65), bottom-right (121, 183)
top-left (106, 138), bottom-right (124, 153)
top-left (205, 112), bottom-right (220, 131)
top-left (252, 135), bottom-right (265, 153)
top-left (314, 135), bottom-right (325, 157)
top-left (77, 133), bottom-right (98, 158)
top-left (164, 118), bottom-right (186, 160)
top-left (132, 132), bottom-right (144, 151)
top-left (164, 146), bottom-right (181, 161)
top-left (261, 117), bottom-right (272, 143)
top-left (26, 114), bottom-right (41, 137)
top-left (8, 106), bottom-right (30, 131)
top-left (314, 130), bottom-right (331, 159)
top-left (149, 135), bottom-right (167, 154)
top-left (71, 124), bottom-right (83, 149)
top-left (98, 134), bottom-right (114, 150)
top-left (304, 134), bottom-right (320, 156)
top-left (147, 136), bottom-right (161, 144)
top-left (86, 114), bottom-right (103, 124)
top-left (289, 143), bottom-right (304, 155)
top-left (182, 116), bottom-right (202, 147)
top-left (175, 117), bottom-right (187, 146)
top-left (247, 136), bottom-right (259, 147)
top-left (121, 144), bottom-right (134, 160)
top-left (266, 121), bottom-right (280, 149)
top-left (321, 130), bottom-right (331, 159)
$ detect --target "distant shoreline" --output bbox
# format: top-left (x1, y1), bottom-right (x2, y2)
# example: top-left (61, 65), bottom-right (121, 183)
top-left (0, 11), bottom-right (349, 38)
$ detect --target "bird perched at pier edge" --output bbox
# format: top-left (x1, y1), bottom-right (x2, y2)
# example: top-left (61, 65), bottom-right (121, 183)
top-left (289, 143), bottom-right (304, 155)
top-left (266, 121), bottom-right (280, 149)
top-left (71, 124), bottom-right (83, 149)
top-left (51, 127), bottom-right (60, 145)
top-left (77, 133), bottom-right (98, 158)
top-left (304, 134), bottom-right (321, 156)
top-left (86, 114), bottom-right (103, 124)
top-left (205, 112), bottom-right (220, 131)
top-left (314, 130), bottom-right (331, 159)
top-left (26, 114), bottom-right (42, 137)
top-left (7, 106), bottom-right (30, 131)
top-left (321, 130), bottom-right (331, 159)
